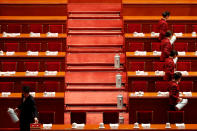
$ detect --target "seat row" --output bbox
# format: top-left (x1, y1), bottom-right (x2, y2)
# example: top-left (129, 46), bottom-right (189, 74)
top-left (0, 81), bottom-right (62, 92)
top-left (0, 61), bottom-right (63, 71)
top-left (0, 42), bottom-right (64, 52)
top-left (0, 24), bottom-right (66, 33)
top-left (126, 24), bottom-right (197, 33)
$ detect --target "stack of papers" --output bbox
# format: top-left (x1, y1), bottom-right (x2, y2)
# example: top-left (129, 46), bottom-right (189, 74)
top-left (43, 92), bottom-right (56, 97)
top-left (45, 51), bottom-right (58, 56)
top-left (3, 33), bottom-right (21, 37)
top-left (134, 91), bottom-right (144, 96)
top-left (30, 92), bottom-right (36, 97)
top-left (133, 32), bottom-right (145, 37)
top-left (192, 32), bottom-right (196, 37)
top-left (136, 71), bottom-right (148, 75)
top-left (134, 51), bottom-right (147, 56)
top-left (109, 124), bottom-right (119, 129)
top-left (153, 51), bottom-right (161, 56)
top-left (176, 123), bottom-right (185, 129)
top-left (155, 71), bottom-right (165, 75)
top-left (30, 32), bottom-right (40, 37)
top-left (174, 33), bottom-right (183, 37)
top-left (183, 92), bottom-right (192, 96)
top-left (151, 32), bottom-right (160, 37)
top-left (0, 72), bottom-right (16, 76)
top-left (1, 92), bottom-right (11, 97)
top-left (46, 32), bottom-right (58, 37)
top-left (157, 91), bottom-right (169, 96)
top-left (27, 51), bottom-right (39, 56)
top-left (6, 51), bottom-right (15, 56)
top-left (178, 51), bottom-right (186, 56)
top-left (43, 124), bottom-right (52, 129)
top-left (142, 123), bottom-right (151, 129)
top-left (45, 71), bottom-right (57, 76)
top-left (25, 71), bottom-right (38, 76)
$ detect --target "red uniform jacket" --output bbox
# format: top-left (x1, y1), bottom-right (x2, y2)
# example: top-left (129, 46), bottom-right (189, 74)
top-left (158, 18), bottom-right (168, 40)
top-left (160, 38), bottom-right (172, 61)
top-left (169, 81), bottom-right (180, 106)
top-left (164, 57), bottom-right (175, 81)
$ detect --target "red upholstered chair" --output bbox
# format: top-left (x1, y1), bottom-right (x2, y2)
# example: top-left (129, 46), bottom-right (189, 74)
top-left (179, 81), bottom-right (193, 92)
top-left (39, 111), bottom-right (55, 124)
top-left (131, 81), bottom-right (148, 92)
top-left (0, 82), bottom-right (14, 92)
top-left (151, 42), bottom-right (161, 51)
top-left (7, 24), bottom-right (21, 33)
top-left (168, 111), bottom-right (184, 124)
top-left (177, 62), bottom-right (191, 71)
top-left (24, 62), bottom-right (40, 71)
top-left (192, 25), bottom-right (197, 32)
top-left (47, 42), bottom-right (62, 52)
top-left (153, 62), bottom-right (164, 71)
top-left (174, 42), bottom-right (188, 51)
top-left (29, 24), bottom-right (43, 33)
top-left (151, 24), bottom-right (159, 33)
top-left (103, 112), bottom-right (119, 124)
top-left (43, 81), bottom-right (60, 92)
top-left (172, 25), bottom-right (186, 33)
top-left (128, 62), bottom-right (145, 71)
top-left (26, 43), bottom-right (41, 51)
top-left (128, 24), bottom-right (141, 33)
top-left (45, 62), bottom-right (60, 71)
top-left (129, 42), bottom-right (144, 52)
top-left (136, 111), bottom-right (153, 124)
top-left (155, 81), bottom-right (169, 92)
top-left (49, 25), bottom-right (63, 33)
top-left (71, 112), bottom-right (86, 124)
top-left (4, 43), bottom-right (19, 52)
top-left (21, 81), bottom-right (38, 92)
top-left (2, 62), bottom-right (17, 71)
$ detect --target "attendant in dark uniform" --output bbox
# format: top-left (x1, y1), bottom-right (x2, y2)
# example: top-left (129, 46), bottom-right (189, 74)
top-left (15, 86), bottom-right (38, 131)
top-left (158, 11), bottom-right (170, 41)
top-left (169, 72), bottom-right (182, 111)
top-left (164, 50), bottom-right (178, 81)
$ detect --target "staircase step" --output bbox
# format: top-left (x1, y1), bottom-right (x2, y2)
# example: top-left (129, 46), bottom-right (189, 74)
top-left (68, 19), bottom-right (122, 29)
top-left (67, 47), bottom-right (122, 53)
top-left (67, 65), bottom-right (124, 71)
top-left (65, 91), bottom-right (127, 105)
top-left (67, 35), bottom-right (123, 47)
top-left (66, 85), bottom-right (125, 91)
top-left (65, 106), bottom-right (126, 112)
top-left (67, 53), bottom-right (125, 65)
top-left (66, 72), bottom-right (126, 84)
top-left (69, 14), bottom-right (121, 19)
top-left (68, 30), bottom-right (122, 35)
top-left (68, 3), bottom-right (121, 12)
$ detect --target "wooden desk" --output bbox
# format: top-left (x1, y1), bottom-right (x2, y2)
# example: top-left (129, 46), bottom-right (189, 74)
top-left (129, 92), bottom-right (197, 124)
top-left (125, 33), bottom-right (197, 52)
top-left (126, 52), bottom-right (197, 71)
top-left (122, 0), bottom-right (197, 16)
top-left (0, 0), bottom-right (67, 16)
top-left (128, 72), bottom-right (197, 92)
top-left (0, 93), bottom-right (64, 128)
top-left (30, 124), bottom-right (197, 131)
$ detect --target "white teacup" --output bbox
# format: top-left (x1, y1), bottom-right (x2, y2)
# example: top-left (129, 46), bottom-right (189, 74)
top-left (99, 123), bottom-right (105, 129)
top-left (165, 123), bottom-right (171, 128)
top-left (133, 122), bottom-right (139, 128)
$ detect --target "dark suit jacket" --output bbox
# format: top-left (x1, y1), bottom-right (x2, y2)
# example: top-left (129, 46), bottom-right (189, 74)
top-left (18, 94), bottom-right (38, 123)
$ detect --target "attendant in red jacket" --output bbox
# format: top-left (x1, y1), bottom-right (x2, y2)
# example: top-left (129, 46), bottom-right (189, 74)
top-left (160, 31), bottom-right (176, 61)
top-left (164, 50), bottom-right (178, 81)
top-left (158, 11), bottom-right (170, 40)
top-left (169, 72), bottom-right (182, 111)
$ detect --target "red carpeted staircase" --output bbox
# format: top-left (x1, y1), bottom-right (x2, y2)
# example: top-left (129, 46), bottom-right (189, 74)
top-left (65, 2), bottom-right (128, 124)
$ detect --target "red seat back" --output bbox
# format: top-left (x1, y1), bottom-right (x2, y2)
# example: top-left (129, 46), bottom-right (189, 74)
top-left (128, 24), bottom-right (141, 33)
top-left (172, 25), bottom-right (186, 33)
top-left (179, 81), bottom-right (193, 92)
top-left (0, 82), bottom-right (14, 92)
top-left (49, 25), bottom-right (63, 33)
top-left (43, 81), bottom-right (60, 92)
top-left (21, 81), bottom-right (38, 92)
top-left (26, 43), bottom-right (41, 52)
top-left (128, 62), bottom-right (145, 71)
top-left (4, 43), bottom-right (19, 52)
top-left (151, 42), bottom-right (161, 51)
top-left (7, 24), bottom-right (21, 33)
top-left (128, 42), bottom-right (144, 52)
top-left (131, 81), bottom-right (148, 92)
top-left (151, 24), bottom-right (159, 33)
top-left (2, 62), bottom-right (17, 71)
top-left (177, 62), bottom-right (191, 71)
top-left (47, 42), bottom-right (62, 52)
top-left (153, 62), bottom-right (164, 71)
top-left (192, 25), bottom-right (197, 32)
top-left (29, 24), bottom-right (43, 33)
top-left (24, 62), bottom-right (40, 71)
top-left (155, 81), bottom-right (169, 92)
top-left (174, 42), bottom-right (188, 51)
top-left (45, 62), bottom-right (61, 71)
top-left (136, 111), bottom-right (153, 124)
top-left (168, 111), bottom-right (184, 124)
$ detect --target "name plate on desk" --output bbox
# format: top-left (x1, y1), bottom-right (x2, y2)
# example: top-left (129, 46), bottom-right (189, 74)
top-left (174, 33), bottom-right (183, 37)
top-left (3, 33), bottom-right (21, 37)
top-left (176, 123), bottom-right (185, 129)
top-left (157, 91), bottom-right (169, 96)
top-left (45, 71), bottom-right (57, 76)
top-left (46, 32), bottom-right (58, 37)
top-left (178, 51), bottom-right (186, 56)
top-left (192, 32), bottom-right (196, 37)
top-left (30, 123), bottom-right (41, 129)
top-left (110, 124), bottom-right (119, 129)
top-left (151, 32), bottom-right (160, 37)
top-left (6, 51), bottom-right (15, 56)
top-left (43, 92), bottom-right (55, 97)
top-left (153, 51), bottom-right (161, 56)
top-left (1, 92), bottom-right (11, 97)
top-left (30, 32), bottom-right (40, 37)
top-left (134, 51), bottom-right (147, 56)
top-left (0, 71), bottom-right (16, 76)
top-left (26, 71), bottom-right (38, 76)
top-left (155, 71), bottom-right (164, 76)
top-left (134, 91), bottom-right (144, 96)
top-left (45, 51), bottom-right (58, 56)
top-left (27, 51), bottom-right (39, 56)
top-left (133, 32), bottom-right (145, 37)
top-left (183, 92), bottom-right (192, 96)
top-left (0, 51), bottom-right (4, 56)
top-left (142, 123), bottom-right (151, 129)
top-left (43, 124), bottom-right (52, 129)
top-left (136, 71), bottom-right (148, 75)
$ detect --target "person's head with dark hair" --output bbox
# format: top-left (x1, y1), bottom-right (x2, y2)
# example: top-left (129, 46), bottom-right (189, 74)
top-left (169, 50), bottom-right (178, 58)
top-left (173, 72), bottom-right (182, 83)
top-left (162, 11), bottom-right (170, 19)
top-left (22, 86), bottom-right (30, 97)
top-left (165, 30), bottom-right (172, 38)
